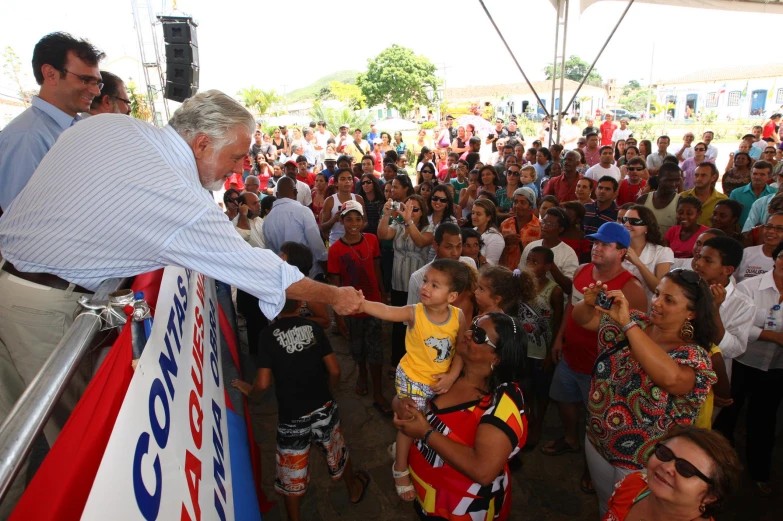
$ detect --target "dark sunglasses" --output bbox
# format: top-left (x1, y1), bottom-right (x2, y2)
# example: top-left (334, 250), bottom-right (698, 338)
top-left (421, 170), bottom-right (434, 175)
top-left (431, 195), bottom-right (449, 203)
top-left (506, 170), bottom-right (521, 176)
top-left (694, 147), bottom-right (706, 152)
top-left (654, 443), bottom-right (713, 484)
top-left (670, 268), bottom-right (700, 285)
top-left (469, 320), bottom-right (498, 349)
top-left (621, 216), bottom-right (645, 226)
top-left (228, 198), bottom-right (240, 204)
top-left (627, 166), bottom-right (645, 172)
top-left (361, 180), bottom-right (373, 185)
top-left (411, 207), bottom-right (422, 213)
top-left (577, 141), bottom-right (586, 145)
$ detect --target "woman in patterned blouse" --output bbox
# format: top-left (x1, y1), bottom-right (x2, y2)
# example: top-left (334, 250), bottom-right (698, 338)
top-left (570, 269), bottom-right (717, 516)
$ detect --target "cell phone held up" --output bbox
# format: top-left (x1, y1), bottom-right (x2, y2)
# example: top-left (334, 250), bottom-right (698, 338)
top-left (595, 290), bottom-right (615, 310)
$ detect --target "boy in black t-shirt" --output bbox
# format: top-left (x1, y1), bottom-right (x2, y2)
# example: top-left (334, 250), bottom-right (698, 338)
top-left (231, 299), bottom-right (370, 519)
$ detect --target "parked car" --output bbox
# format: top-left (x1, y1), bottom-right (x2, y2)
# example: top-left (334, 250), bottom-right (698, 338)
top-left (610, 108), bottom-right (640, 120)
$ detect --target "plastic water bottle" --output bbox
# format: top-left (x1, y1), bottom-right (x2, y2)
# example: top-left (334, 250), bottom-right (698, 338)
top-left (765, 304), bottom-right (781, 331)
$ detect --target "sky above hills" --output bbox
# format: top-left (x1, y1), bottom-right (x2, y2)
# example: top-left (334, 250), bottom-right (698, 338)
top-left (1, 0), bottom-right (780, 103)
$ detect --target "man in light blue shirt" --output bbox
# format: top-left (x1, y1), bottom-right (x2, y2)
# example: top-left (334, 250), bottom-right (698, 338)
top-left (301, 128), bottom-right (317, 168)
top-left (0, 32), bottom-right (104, 211)
top-left (263, 176), bottom-right (328, 277)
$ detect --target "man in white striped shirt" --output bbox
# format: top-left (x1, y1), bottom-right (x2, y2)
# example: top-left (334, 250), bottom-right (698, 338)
top-left (0, 90), bottom-right (363, 450)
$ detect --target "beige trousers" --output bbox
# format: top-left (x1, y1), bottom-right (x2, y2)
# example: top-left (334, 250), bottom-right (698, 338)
top-left (0, 268), bottom-right (92, 519)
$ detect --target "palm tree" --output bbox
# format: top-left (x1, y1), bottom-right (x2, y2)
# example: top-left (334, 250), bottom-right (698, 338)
top-left (309, 102), bottom-right (372, 135)
top-left (237, 86), bottom-right (282, 116)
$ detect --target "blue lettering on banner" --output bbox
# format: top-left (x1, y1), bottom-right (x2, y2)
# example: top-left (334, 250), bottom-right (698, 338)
top-left (211, 399), bottom-right (227, 514)
top-left (132, 277), bottom-right (189, 519)
top-left (133, 432), bottom-right (162, 521)
top-left (160, 309), bottom-right (181, 399)
top-left (149, 378), bottom-right (170, 449)
top-left (208, 301), bottom-right (219, 386)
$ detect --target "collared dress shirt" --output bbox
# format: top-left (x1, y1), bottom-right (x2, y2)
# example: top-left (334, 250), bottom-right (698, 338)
top-left (735, 270), bottom-right (783, 371)
top-left (742, 192), bottom-right (778, 232)
top-left (716, 280), bottom-right (754, 378)
top-left (730, 183), bottom-right (776, 229)
top-left (262, 197), bottom-right (328, 278)
top-left (0, 96), bottom-right (81, 210)
top-left (0, 114), bottom-right (303, 318)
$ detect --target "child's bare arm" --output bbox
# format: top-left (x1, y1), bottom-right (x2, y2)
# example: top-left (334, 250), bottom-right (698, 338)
top-left (231, 368), bottom-right (273, 397)
top-left (361, 300), bottom-right (414, 323)
top-left (323, 353), bottom-right (341, 389)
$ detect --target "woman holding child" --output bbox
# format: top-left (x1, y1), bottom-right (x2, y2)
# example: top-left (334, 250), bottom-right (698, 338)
top-left (392, 312), bottom-right (528, 520)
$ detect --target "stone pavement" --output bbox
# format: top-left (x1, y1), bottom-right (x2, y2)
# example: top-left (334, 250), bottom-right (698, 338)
top-left (239, 321), bottom-right (781, 521)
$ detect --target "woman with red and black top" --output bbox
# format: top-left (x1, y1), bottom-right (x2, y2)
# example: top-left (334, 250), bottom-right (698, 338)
top-left (571, 269), bottom-right (717, 516)
top-left (393, 313), bottom-right (527, 521)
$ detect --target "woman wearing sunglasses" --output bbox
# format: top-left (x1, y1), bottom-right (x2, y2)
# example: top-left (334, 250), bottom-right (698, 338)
top-left (604, 426), bottom-right (741, 521)
top-left (392, 313), bottom-right (528, 521)
top-left (616, 157), bottom-right (648, 206)
top-left (222, 188), bottom-right (241, 220)
top-left (679, 142), bottom-right (712, 191)
top-left (425, 185), bottom-right (458, 261)
top-left (572, 269), bottom-right (718, 515)
top-left (621, 205), bottom-right (674, 305)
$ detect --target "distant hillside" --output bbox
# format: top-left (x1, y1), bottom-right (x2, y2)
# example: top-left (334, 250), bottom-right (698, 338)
top-left (287, 70), bottom-right (360, 102)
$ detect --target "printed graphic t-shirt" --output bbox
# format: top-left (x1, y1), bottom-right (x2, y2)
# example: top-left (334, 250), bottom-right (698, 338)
top-left (257, 316), bottom-right (333, 421)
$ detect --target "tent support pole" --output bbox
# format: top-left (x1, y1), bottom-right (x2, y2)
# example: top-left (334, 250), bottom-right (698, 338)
top-left (562, 0), bottom-right (635, 116)
top-left (477, 0), bottom-right (551, 120)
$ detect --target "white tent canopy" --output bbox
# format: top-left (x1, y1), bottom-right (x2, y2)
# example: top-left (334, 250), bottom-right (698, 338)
top-left (577, 0), bottom-right (783, 14)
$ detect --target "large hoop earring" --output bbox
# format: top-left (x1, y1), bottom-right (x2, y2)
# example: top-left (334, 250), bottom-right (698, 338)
top-left (699, 504), bottom-right (706, 514)
top-left (680, 319), bottom-right (694, 341)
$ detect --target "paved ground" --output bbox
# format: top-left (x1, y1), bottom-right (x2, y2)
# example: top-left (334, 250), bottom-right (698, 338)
top-left (239, 320), bottom-right (782, 521)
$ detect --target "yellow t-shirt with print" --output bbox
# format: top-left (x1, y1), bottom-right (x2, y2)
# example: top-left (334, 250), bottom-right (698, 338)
top-left (399, 303), bottom-right (460, 387)
top-left (694, 344), bottom-right (721, 429)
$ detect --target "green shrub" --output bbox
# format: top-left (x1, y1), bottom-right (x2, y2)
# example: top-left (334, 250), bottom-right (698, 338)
top-left (421, 121), bottom-right (436, 129)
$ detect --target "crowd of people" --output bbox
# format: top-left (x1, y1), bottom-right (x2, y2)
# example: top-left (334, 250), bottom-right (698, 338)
top-left (215, 107), bottom-right (783, 520)
top-left (2, 31), bottom-right (783, 521)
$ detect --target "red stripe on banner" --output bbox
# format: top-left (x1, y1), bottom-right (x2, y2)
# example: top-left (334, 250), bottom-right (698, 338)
top-left (217, 303), bottom-right (275, 513)
top-left (9, 270), bottom-right (163, 521)
top-left (10, 322), bottom-right (134, 521)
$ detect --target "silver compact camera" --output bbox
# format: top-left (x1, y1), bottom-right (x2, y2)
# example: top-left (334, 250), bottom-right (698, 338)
top-left (391, 201), bottom-right (401, 211)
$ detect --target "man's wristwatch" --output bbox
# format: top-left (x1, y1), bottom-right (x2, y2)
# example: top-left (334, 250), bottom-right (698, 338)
top-left (622, 321), bottom-right (638, 333)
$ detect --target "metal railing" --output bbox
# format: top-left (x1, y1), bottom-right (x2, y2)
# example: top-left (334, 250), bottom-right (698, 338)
top-left (0, 277), bottom-right (128, 504)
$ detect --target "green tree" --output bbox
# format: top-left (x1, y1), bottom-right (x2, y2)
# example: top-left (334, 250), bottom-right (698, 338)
top-left (236, 86), bottom-right (283, 116)
top-left (127, 81), bottom-right (153, 122)
top-left (328, 81), bottom-right (366, 110)
top-left (3, 46), bottom-right (34, 106)
top-left (543, 55), bottom-right (602, 86)
top-left (619, 87), bottom-right (654, 113)
top-left (356, 45), bottom-right (440, 117)
top-left (309, 102), bottom-right (372, 135)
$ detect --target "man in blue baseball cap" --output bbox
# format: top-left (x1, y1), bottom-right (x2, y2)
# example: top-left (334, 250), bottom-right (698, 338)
top-left (541, 220), bottom-right (647, 496)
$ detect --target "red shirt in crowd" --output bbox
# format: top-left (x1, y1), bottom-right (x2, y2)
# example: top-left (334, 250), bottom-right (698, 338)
top-left (600, 121), bottom-right (617, 146)
top-left (327, 233), bottom-right (382, 317)
top-left (543, 173), bottom-right (584, 203)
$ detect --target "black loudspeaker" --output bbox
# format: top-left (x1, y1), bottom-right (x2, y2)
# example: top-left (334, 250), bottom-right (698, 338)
top-left (159, 16), bottom-right (199, 103)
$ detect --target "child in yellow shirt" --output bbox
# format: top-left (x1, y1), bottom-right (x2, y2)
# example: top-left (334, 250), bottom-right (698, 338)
top-left (360, 258), bottom-right (469, 501)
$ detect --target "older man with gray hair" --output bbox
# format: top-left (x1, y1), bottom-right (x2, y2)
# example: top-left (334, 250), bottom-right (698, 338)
top-left (0, 90), bottom-right (363, 448)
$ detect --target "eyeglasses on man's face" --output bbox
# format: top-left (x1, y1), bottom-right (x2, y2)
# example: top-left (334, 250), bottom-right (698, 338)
top-left (61, 68), bottom-right (103, 90)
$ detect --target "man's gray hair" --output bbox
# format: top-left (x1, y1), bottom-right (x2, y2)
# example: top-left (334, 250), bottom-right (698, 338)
top-left (292, 144), bottom-right (304, 153)
top-left (169, 90), bottom-right (255, 148)
top-left (245, 175), bottom-right (259, 184)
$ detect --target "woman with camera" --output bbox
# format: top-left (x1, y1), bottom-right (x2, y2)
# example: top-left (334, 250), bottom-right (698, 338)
top-left (571, 269), bottom-right (717, 516)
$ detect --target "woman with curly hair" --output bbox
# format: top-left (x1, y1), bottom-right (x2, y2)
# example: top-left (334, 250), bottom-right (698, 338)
top-left (574, 270), bottom-right (718, 515)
